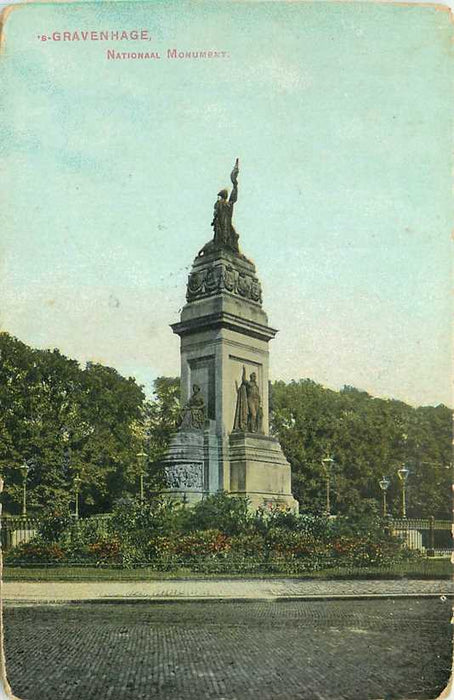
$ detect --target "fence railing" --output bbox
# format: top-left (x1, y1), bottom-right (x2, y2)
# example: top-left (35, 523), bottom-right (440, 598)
top-left (390, 517), bottom-right (452, 554)
top-left (390, 518), bottom-right (452, 531)
top-left (0, 513), bottom-right (112, 552)
top-left (1, 516), bottom-right (39, 551)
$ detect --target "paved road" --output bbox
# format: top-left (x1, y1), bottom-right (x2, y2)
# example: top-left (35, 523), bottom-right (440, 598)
top-left (4, 599), bottom-right (452, 700)
top-left (3, 577), bottom-right (453, 602)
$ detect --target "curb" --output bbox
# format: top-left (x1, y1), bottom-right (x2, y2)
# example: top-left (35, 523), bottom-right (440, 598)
top-left (4, 593), bottom-right (453, 606)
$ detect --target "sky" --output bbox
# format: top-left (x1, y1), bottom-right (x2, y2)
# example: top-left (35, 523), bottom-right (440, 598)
top-left (0, 0), bottom-right (452, 407)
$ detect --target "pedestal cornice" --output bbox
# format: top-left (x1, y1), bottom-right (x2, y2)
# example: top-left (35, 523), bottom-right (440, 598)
top-left (171, 310), bottom-right (277, 343)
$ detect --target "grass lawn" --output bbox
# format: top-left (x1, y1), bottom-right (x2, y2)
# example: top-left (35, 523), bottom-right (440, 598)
top-left (3, 557), bottom-right (451, 581)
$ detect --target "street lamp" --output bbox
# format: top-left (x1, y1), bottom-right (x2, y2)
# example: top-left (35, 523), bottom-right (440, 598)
top-left (397, 466), bottom-right (410, 518)
top-left (73, 475), bottom-right (82, 519)
top-left (321, 455), bottom-right (335, 515)
top-left (136, 451), bottom-right (147, 502)
top-left (20, 462), bottom-right (30, 517)
top-left (378, 475), bottom-right (391, 517)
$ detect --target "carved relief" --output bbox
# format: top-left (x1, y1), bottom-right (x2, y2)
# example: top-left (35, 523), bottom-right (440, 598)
top-left (187, 271), bottom-right (204, 294)
top-left (236, 273), bottom-right (251, 297)
top-left (187, 261), bottom-right (262, 304)
top-left (164, 463), bottom-right (204, 489)
top-left (250, 280), bottom-right (262, 302)
top-left (223, 265), bottom-right (236, 292)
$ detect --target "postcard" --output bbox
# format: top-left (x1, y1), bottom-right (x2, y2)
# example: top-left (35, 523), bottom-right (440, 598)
top-left (0, 1), bottom-right (452, 698)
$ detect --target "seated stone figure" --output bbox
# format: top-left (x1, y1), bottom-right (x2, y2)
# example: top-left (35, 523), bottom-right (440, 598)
top-left (179, 384), bottom-right (206, 430)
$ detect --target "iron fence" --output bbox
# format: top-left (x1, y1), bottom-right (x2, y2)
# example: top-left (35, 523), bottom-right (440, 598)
top-left (1, 516), bottom-right (39, 551)
top-left (390, 517), bottom-right (452, 555)
top-left (1, 513), bottom-right (112, 552)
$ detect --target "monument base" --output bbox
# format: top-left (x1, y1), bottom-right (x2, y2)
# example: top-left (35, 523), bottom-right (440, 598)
top-left (160, 427), bottom-right (299, 513)
top-left (160, 429), bottom-right (206, 506)
top-left (228, 432), bottom-right (299, 513)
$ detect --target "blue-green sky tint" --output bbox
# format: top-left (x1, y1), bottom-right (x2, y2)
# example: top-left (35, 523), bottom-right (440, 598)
top-left (1, 1), bottom-right (452, 406)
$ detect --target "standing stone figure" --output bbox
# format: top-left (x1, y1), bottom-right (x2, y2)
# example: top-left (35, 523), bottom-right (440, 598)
top-left (233, 366), bottom-right (249, 431)
top-left (246, 371), bottom-right (262, 433)
top-left (179, 384), bottom-right (206, 429)
top-left (233, 366), bottom-right (263, 433)
top-left (211, 158), bottom-right (240, 253)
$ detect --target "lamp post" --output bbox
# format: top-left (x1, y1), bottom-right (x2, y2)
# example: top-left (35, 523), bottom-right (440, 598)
top-left (73, 475), bottom-right (82, 519)
top-left (20, 463), bottom-right (30, 517)
top-left (397, 466), bottom-right (410, 518)
top-left (378, 475), bottom-right (390, 517)
top-left (136, 451), bottom-right (147, 502)
top-left (321, 455), bottom-right (335, 515)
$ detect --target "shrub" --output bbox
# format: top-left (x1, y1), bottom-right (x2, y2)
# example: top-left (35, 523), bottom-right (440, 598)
top-left (177, 530), bottom-right (231, 557)
top-left (88, 536), bottom-right (122, 564)
top-left (183, 492), bottom-right (251, 535)
top-left (37, 510), bottom-right (73, 542)
top-left (254, 505), bottom-right (330, 539)
top-left (5, 538), bottom-right (64, 563)
top-left (108, 497), bottom-right (186, 543)
top-left (147, 529), bottom-right (231, 560)
top-left (229, 532), bottom-right (265, 556)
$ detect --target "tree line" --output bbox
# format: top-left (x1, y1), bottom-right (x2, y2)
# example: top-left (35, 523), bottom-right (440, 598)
top-left (0, 332), bottom-right (451, 518)
top-left (270, 380), bottom-right (452, 518)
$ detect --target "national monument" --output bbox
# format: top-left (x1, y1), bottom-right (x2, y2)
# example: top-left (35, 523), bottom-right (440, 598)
top-left (161, 160), bottom-right (299, 511)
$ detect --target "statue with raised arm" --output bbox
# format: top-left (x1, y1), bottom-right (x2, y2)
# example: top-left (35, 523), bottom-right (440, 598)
top-left (233, 366), bottom-right (263, 434)
top-left (199, 159), bottom-right (240, 257)
top-left (212, 158), bottom-right (240, 252)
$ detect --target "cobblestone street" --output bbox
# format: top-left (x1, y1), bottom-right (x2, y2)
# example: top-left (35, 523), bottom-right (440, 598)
top-left (4, 598), bottom-right (452, 700)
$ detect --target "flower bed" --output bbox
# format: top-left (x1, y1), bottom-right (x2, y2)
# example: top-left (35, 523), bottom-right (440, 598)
top-left (4, 494), bottom-right (422, 573)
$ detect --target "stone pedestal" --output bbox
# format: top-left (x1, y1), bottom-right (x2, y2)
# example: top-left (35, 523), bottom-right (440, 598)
top-left (229, 432), bottom-right (299, 511)
top-left (160, 430), bottom-right (205, 505)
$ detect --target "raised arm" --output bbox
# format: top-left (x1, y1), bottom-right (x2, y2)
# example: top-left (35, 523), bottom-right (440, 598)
top-left (229, 158), bottom-right (239, 204)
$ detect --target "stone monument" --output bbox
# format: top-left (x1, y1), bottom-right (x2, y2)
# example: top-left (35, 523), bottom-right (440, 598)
top-left (161, 160), bottom-right (299, 511)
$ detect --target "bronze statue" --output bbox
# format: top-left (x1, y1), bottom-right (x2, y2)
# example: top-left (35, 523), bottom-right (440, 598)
top-left (199, 159), bottom-right (240, 257)
top-left (179, 384), bottom-right (206, 430)
top-left (233, 366), bottom-right (263, 433)
top-left (212, 158), bottom-right (239, 252)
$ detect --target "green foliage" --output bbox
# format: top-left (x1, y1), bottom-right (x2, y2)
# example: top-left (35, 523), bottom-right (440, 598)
top-left (270, 379), bottom-right (452, 518)
top-left (182, 493), bottom-right (252, 536)
top-left (133, 377), bottom-right (181, 489)
top-left (1, 329), bottom-right (450, 523)
top-left (104, 497), bottom-right (187, 564)
top-left (0, 333), bottom-right (171, 515)
top-left (108, 497), bottom-right (185, 538)
top-left (148, 529), bottom-right (231, 559)
top-left (253, 504), bottom-right (329, 538)
top-left (5, 495), bottom-right (421, 574)
top-left (5, 539), bottom-right (65, 563)
top-left (37, 511), bottom-right (74, 542)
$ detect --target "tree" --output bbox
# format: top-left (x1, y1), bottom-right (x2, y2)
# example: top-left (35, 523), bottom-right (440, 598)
top-left (131, 377), bottom-right (180, 492)
top-left (0, 333), bottom-right (146, 515)
top-left (270, 379), bottom-right (452, 518)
